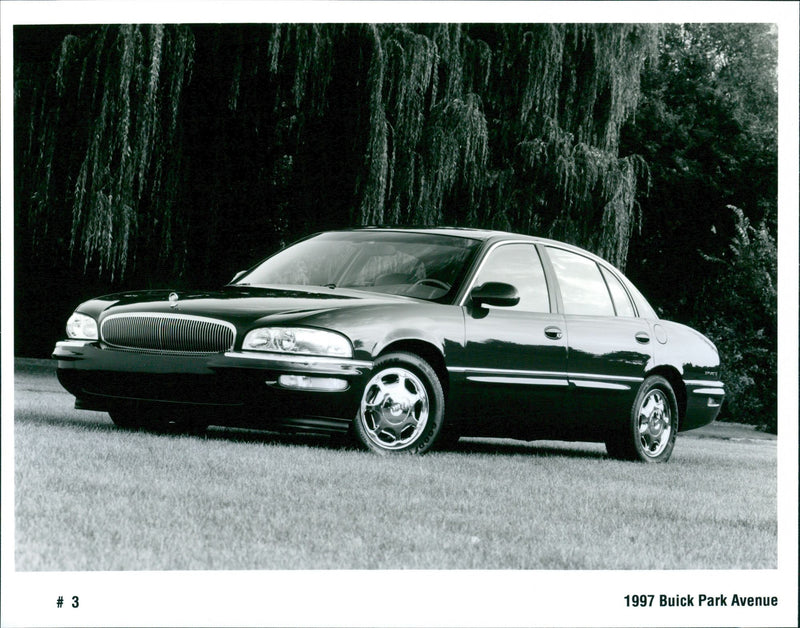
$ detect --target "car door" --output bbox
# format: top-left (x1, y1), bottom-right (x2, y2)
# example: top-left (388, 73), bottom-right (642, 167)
top-left (544, 246), bottom-right (654, 437)
top-left (451, 242), bottom-right (569, 437)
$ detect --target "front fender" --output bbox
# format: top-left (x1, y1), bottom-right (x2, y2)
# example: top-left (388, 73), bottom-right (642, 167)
top-left (281, 302), bottom-right (464, 361)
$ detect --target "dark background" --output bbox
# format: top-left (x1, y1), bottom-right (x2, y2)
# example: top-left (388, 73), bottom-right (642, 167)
top-left (13, 23), bottom-right (777, 430)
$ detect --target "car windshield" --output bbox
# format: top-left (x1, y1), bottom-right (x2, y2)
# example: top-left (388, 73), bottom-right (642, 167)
top-left (237, 231), bottom-right (481, 302)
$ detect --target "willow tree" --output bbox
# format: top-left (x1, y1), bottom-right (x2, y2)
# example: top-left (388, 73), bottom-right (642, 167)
top-left (253, 23), bottom-right (658, 267)
top-left (16, 23), bottom-right (657, 286)
top-left (351, 24), bottom-right (659, 268)
top-left (17, 24), bottom-right (195, 280)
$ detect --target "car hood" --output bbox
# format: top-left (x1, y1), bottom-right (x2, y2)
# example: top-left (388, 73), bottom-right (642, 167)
top-left (78, 285), bottom-right (414, 327)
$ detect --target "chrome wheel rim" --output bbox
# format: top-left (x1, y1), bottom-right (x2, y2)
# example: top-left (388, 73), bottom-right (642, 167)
top-left (359, 367), bottom-right (430, 450)
top-left (637, 389), bottom-right (672, 458)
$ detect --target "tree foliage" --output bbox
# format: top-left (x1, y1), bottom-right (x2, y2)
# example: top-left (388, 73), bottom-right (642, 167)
top-left (18, 25), bottom-right (195, 280)
top-left (622, 24), bottom-right (777, 311)
top-left (698, 208), bottom-right (776, 432)
top-left (16, 23), bottom-right (658, 282)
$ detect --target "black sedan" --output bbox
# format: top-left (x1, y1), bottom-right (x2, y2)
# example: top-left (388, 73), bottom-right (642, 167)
top-left (53, 228), bottom-right (725, 461)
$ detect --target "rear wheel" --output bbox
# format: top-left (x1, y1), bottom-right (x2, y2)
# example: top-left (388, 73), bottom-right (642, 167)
top-left (354, 352), bottom-right (445, 454)
top-left (606, 375), bottom-right (678, 463)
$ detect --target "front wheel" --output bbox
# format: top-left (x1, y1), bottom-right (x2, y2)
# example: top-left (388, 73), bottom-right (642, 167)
top-left (353, 352), bottom-right (445, 454)
top-left (606, 375), bottom-right (678, 463)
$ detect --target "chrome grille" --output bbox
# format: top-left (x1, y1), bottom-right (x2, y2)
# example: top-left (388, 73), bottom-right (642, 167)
top-left (100, 313), bottom-right (235, 354)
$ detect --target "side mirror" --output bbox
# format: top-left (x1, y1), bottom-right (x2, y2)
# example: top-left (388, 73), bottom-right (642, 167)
top-left (230, 270), bottom-right (248, 284)
top-left (470, 282), bottom-right (520, 308)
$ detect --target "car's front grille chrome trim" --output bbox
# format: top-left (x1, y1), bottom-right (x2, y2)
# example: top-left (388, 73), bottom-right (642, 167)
top-left (100, 313), bottom-right (236, 354)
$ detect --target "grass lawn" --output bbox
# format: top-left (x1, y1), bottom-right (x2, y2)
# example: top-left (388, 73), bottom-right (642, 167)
top-left (14, 359), bottom-right (777, 571)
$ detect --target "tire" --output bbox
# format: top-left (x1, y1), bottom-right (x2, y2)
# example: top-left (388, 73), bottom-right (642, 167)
top-left (605, 375), bottom-right (678, 463)
top-left (353, 352), bottom-right (445, 454)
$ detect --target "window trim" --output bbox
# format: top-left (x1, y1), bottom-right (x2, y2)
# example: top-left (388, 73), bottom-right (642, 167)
top-left (458, 240), bottom-right (555, 313)
top-left (598, 266), bottom-right (619, 316)
top-left (544, 245), bottom-right (619, 318)
top-left (598, 263), bottom-right (638, 317)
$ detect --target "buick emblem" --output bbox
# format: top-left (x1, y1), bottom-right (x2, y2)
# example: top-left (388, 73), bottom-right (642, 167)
top-left (168, 292), bottom-right (179, 308)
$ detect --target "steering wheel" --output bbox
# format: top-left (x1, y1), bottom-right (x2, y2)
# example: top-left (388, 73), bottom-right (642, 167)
top-left (411, 278), bottom-right (450, 291)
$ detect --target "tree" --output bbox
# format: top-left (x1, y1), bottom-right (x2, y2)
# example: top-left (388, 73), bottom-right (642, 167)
top-left (16, 23), bottom-right (659, 285)
top-left (622, 23), bottom-right (777, 316)
top-left (16, 25), bottom-right (195, 281)
top-left (698, 208), bottom-right (777, 432)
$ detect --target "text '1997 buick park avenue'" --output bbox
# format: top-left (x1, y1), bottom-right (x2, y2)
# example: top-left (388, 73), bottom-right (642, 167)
top-left (54, 228), bottom-right (725, 461)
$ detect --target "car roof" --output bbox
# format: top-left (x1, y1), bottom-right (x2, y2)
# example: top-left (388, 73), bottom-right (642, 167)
top-left (345, 226), bottom-right (586, 252)
top-left (347, 225), bottom-right (528, 242)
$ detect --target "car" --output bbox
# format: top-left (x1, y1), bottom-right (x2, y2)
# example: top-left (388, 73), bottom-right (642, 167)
top-left (53, 227), bottom-right (725, 461)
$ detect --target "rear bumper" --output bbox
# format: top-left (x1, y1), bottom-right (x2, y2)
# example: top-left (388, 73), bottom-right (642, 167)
top-left (682, 379), bottom-right (726, 431)
top-left (53, 340), bottom-right (372, 429)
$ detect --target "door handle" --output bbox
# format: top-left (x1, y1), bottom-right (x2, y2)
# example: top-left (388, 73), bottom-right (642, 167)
top-left (544, 326), bottom-right (563, 340)
top-left (635, 331), bottom-right (650, 344)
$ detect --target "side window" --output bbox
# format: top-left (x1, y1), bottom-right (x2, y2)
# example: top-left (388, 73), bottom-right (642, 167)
top-left (600, 266), bottom-right (636, 317)
top-left (473, 243), bottom-right (549, 313)
top-left (546, 247), bottom-right (615, 316)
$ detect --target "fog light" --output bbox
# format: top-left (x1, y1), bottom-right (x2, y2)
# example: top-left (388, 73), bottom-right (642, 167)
top-left (278, 375), bottom-right (348, 392)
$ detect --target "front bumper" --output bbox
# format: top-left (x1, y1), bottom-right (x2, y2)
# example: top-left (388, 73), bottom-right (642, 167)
top-left (53, 340), bottom-right (373, 430)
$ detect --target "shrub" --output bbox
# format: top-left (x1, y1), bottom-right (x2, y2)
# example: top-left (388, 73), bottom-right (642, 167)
top-left (697, 207), bottom-right (777, 433)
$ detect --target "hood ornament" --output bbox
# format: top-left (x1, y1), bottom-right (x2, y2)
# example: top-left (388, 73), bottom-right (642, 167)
top-left (168, 292), bottom-right (179, 308)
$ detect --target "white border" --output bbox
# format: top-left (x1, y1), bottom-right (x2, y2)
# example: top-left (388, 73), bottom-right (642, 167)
top-left (2, 2), bottom-right (797, 627)
top-left (0, 0), bottom-right (795, 25)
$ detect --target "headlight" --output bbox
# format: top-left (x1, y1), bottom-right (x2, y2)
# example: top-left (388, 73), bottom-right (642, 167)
top-left (66, 312), bottom-right (98, 340)
top-left (242, 327), bottom-right (352, 358)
